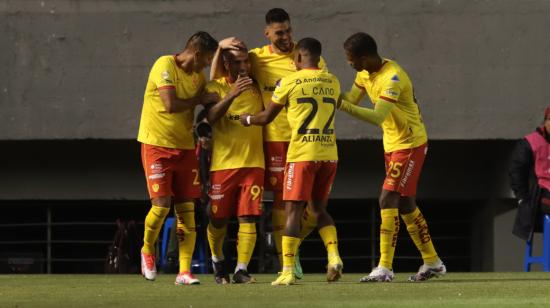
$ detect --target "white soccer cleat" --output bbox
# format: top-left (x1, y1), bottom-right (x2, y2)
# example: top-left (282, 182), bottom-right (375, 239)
top-left (141, 251), bottom-right (157, 281)
top-left (359, 266), bottom-right (394, 282)
top-left (408, 261), bottom-right (446, 282)
top-left (175, 271), bottom-right (201, 285)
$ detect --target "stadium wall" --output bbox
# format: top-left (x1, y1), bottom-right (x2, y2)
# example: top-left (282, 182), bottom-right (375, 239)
top-left (1, 0), bottom-right (549, 140)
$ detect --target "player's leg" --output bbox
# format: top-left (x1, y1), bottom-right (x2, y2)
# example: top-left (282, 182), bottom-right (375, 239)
top-left (272, 162), bottom-right (311, 286)
top-left (140, 143), bottom-right (174, 281)
top-left (172, 149), bottom-right (203, 285)
top-left (310, 161), bottom-right (343, 282)
top-left (207, 169), bottom-right (236, 284)
top-left (361, 150), bottom-right (402, 283)
top-left (233, 168), bottom-right (264, 283)
top-left (264, 142), bottom-right (288, 267)
top-left (399, 197), bottom-right (446, 281)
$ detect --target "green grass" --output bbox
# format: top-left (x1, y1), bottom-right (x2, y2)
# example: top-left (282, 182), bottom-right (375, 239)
top-left (2, 273), bottom-right (550, 307)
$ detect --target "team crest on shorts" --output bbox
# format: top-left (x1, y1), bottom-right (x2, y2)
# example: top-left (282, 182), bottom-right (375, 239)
top-left (152, 184), bottom-right (160, 192)
top-left (211, 204), bottom-right (218, 214)
top-left (270, 176), bottom-right (277, 186)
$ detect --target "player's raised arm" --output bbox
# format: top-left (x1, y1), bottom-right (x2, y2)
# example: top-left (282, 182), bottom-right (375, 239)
top-left (209, 37), bottom-right (246, 80)
top-left (338, 97), bottom-right (394, 126)
top-left (240, 101), bottom-right (284, 126)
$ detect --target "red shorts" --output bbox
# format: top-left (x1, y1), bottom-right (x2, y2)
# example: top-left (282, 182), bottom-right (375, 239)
top-left (383, 143), bottom-right (427, 196)
top-left (141, 143), bottom-right (201, 200)
top-left (264, 141), bottom-right (289, 191)
top-left (283, 161), bottom-right (337, 202)
top-left (209, 168), bottom-right (264, 219)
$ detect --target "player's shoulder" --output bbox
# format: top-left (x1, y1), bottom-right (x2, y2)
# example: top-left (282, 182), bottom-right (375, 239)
top-left (205, 77), bottom-right (226, 92)
top-left (249, 45), bottom-right (270, 57)
top-left (153, 55), bottom-right (175, 66)
top-left (383, 59), bottom-right (410, 85)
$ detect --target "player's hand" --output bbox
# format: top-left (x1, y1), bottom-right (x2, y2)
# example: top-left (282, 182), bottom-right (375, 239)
top-left (228, 75), bottom-right (253, 99)
top-left (240, 113), bottom-right (251, 126)
top-left (219, 37), bottom-right (246, 50)
top-left (199, 92), bottom-right (219, 106)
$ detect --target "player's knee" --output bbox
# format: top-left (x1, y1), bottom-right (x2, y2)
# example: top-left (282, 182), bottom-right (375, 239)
top-left (210, 217), bottom-right (228, 229)
top-left (398, 197), bottom-right (417, 214)
top-left (379, 191), bottom-right (399, 209)
top-left (152, 196), bottom-right (171, 208)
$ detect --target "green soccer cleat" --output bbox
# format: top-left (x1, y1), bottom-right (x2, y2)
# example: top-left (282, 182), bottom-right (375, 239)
top-left (294, 250), bottom-right (304, 280)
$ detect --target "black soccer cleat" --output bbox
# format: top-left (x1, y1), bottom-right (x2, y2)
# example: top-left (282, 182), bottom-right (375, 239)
top-left (232, 269), bottom-right (257, 284)
top-left (212, 260), bottom-right (230, 285)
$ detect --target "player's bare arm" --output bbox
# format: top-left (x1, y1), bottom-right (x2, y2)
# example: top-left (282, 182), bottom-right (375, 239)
top-left (209, 37), bottom-right (246, 80)
top-left (206, 75), bottom-right (253, 124)
top-left (240, 101), bottom-right (284, 127)
top-left (158, 88), bottom-right (218, 113)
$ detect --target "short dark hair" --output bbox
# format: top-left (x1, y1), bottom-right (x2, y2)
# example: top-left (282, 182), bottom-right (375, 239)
top-left (296, 37), bottom-right (322, 57)
top-left (185, 31), bottom-right (218, 53)
top-left (265, 8), bottom-right (290, 24)
top-left (343, 32), bottom-right (378, 57)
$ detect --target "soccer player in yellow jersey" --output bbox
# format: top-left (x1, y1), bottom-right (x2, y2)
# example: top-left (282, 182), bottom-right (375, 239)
top-left (248, 8), bottom-right (327, 276)
top-left (204, 47), bottom-right (265, 284)
top-left (338, 32), bottom-right (446, 282)
top-left (137, 31), bottom-right (220, 285)
top-left (241, 38), bottom-right (343, 286)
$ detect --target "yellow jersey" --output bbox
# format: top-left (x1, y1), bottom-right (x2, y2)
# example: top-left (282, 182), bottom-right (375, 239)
top-left (137, 55), bottom-right (206, 149)
top-left (205, 78), bottom-right (265, 171)
top-left (249, 45), bottom-right (326, 142)
top-left (354, 59), bottom-right (428, 152)
top-left (272, 68), bottom-right (339, 162)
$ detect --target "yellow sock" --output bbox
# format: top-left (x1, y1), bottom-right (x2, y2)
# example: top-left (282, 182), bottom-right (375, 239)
top-left (299, 205), bottom-right (317, 240)
top-left (174, 202), bottom-right (196, 273)
top-left (401, 207), bottom-right (439, 265)
top-left (318, 225), bottom-right (340, 259)
top-left (142, 205), bottom-right (170, 255)
top-left (236, 223), bottom-right (257, 269)
top-left (282, 236), bottom-right (301, 271)
top-left (271, 207), bottom-right (286, 266)
top-left (207, 223), bottom-right (227, 261)
top-left (379, 208), bottom-right (399, 269)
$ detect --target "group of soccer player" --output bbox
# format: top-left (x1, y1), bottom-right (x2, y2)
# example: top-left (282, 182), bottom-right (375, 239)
top-left (136, 8), bottom-right (447, 286)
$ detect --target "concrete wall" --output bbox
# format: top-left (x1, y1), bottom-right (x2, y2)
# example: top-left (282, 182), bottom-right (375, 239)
top-left (1, 0), bottom-right (549, 140)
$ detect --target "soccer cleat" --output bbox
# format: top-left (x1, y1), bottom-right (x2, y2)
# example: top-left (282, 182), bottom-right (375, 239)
top-left (212, 260), bottom-right (230, 285)
top-left (174, 271), bottom-right (200, 285)
top-left (326, 255), bottom-right (343, 282)
top-left (141, 250), bottom-right (157, 281)
top-left (232, 269), bottom-right (257, 284)
top-left (408, 262), bottom-right (447, 282)
top-left (271, 270), bottom-right (296, 286)
top-left (359, 266), bottom-right (394, 282)
top-left (294, 250), bottom-right (304, 280)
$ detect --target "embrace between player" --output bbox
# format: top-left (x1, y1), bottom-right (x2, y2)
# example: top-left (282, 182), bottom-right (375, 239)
top-left (136, 8), bottom-right (445, 285)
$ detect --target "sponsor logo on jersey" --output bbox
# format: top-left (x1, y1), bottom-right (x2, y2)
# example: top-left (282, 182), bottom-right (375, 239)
top-left (161, 70), bottom-right (170, 80)
top-left (391, 74), bottom-right (400, 82)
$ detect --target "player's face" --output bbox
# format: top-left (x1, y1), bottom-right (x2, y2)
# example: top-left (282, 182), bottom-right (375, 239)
top-left (224, 50), bottom-right (251, 80)
top-left (345, 51), bottom-right (367, 72)
top-left (265, 21), bottom-right (293, 53)
top-left (194, 51), bottom-right (215, 73)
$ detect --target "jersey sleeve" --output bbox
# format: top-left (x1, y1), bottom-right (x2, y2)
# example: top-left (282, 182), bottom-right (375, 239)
top-left (353, 72), bottom-right (366, 90)
top-left (271, 77), bottom-right (291, 105)
top-left (150, 57), bottom-right (177, 90)
top-left (378, 74), bottom-right (402, 103)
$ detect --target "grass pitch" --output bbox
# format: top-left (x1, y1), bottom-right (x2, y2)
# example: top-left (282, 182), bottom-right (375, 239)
top-left (2, 272), bottom-right (550, 307)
